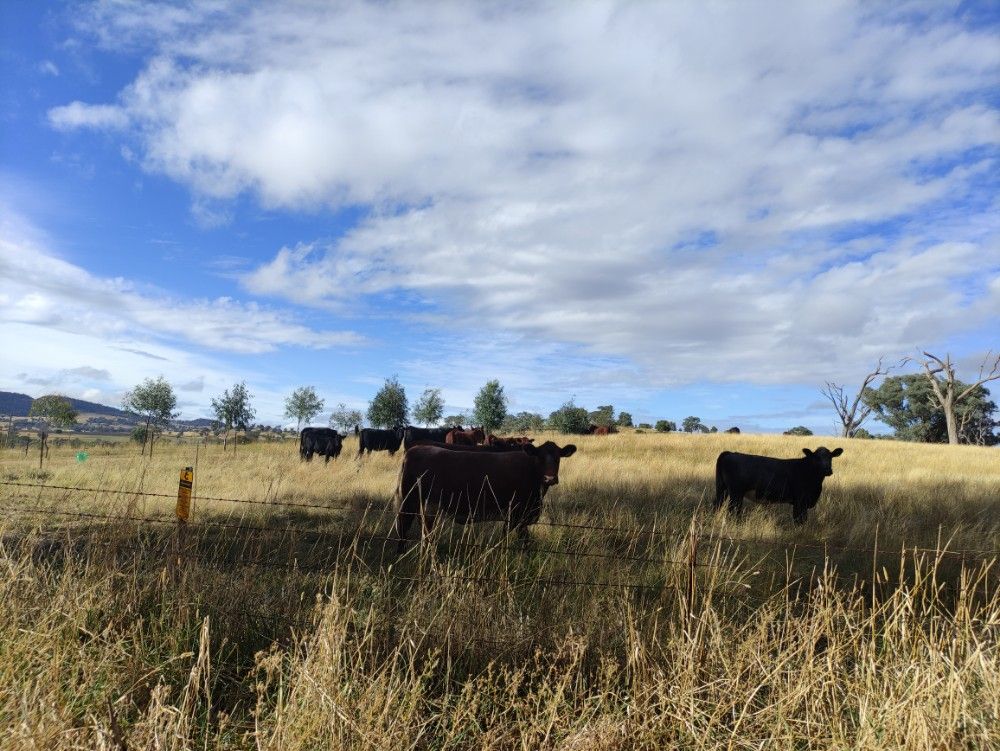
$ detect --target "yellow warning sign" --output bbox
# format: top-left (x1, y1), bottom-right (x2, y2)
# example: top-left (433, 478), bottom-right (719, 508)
top-left (176, 466), bottom-right (193, 522)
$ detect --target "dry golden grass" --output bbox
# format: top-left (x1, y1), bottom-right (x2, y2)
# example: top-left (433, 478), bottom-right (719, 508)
top-left (0, 432), bottom-right (997, 749)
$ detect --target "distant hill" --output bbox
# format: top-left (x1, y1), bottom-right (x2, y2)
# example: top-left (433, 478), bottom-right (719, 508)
top-left (0, 390), bottom-right (211, 430)
top-left (0, 390), bottom-right (127, 418)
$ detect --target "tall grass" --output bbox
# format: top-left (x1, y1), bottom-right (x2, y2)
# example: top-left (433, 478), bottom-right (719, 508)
top-left (0, 432), bottom-right (997, 749)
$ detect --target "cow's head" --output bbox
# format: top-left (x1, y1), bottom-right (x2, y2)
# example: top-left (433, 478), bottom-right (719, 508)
top-left (802, 446), bottom-right (844, 476)
top-left (524, 441), bottom-right (577, 486)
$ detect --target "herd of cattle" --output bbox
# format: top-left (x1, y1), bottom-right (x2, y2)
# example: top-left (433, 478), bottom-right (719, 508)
top-left (298, 425), bottom-right (844, 551)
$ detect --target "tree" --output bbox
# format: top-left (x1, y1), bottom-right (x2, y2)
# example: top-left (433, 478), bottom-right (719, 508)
top-left (821, 357), bottom-right (903, 438)
top-left (211, 382), bottom-right (256, 454)
top-left (617, 411), bottom-right (634, 428)
top-left (503, 411), bottom-right (545, 433)
top-left (28, 395), bottom-right (77, 468)
top-left (864, 374), bottom-right (997, 445)
top-left (682, 416), bottom-right (707, 433)
top-left (412, 388), bottom-right (445, 426)
top-left (548, 400), bottom-right (591, 434)
top-left (329, 403), bottom-right (364, 433)
top-left (367, 376), bottom-right (408, 428)
top-left (919, 351), bottom-right (1000, 445)
top-left (784, 425), bottom-right (814, 436)
top-left (655, 419), bottom-right (676, 433)
top-left (588, 405), bottom-right (615, 428)
top-left (473, 380), bottom-right (508, 432)
top-left (442, 413), bottom-right (469, 427)
top-left (284, 386), bottom-right (325, 432)
top-left (122, 376), bottom-right (178, 458)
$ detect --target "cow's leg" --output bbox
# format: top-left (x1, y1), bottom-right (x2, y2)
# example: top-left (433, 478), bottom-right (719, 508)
top-left (713, 475), bottom-right (727, 511)
top-left (728, 491), bottom-right (744, 515)
top-left (393, 492), bottom-right (419, 555)
top-left (792, 502), bottom-right (808, 525)
top-left (324, 453), bottom-right (331, 464)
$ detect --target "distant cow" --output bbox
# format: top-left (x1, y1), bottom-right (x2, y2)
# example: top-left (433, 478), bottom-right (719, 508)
top-left (445, 427), bottom-right (486, 446)
top-left (725, 427), bottom-right (741, 434)
top-left (299, 427), bottom-right (343, 463)
top-left (404, 425), bottom-right (462, 450)
top-left (485, 434), bottom-right (534, 447)
top-left (393, 440), bottom-right (577, 552)
top-left (358, 427), bottom-right (405, 456)
top-left (714, 447), bottom-right (844, 524)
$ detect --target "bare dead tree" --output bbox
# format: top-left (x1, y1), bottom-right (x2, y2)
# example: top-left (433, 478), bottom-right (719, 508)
top-left (920, 350), bottom-right (1000, 445)
top-left (821, 357), bottom-right (906, 437)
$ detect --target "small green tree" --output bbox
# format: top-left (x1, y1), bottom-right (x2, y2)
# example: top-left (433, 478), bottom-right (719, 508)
top-left (329, 403), bottom-right (364, 433)
top-left (122, 376), bottom-right (179, 458)
top-left (502, 411), bottom-right (545, 432)
top-left (682, 416), bottom-right (707, 433)
top-left (413, 388), bottom-right (445, 426)
top-left (367, 376), bottom-right (408, 428)
top-left (588, 405), bottom-right (615, 428)
top-left (29, 395), bottom-right (78, 468)
top-left (655, 419), bottom-right (676, 433)
top-left (284, 386), bottom-right (325, 432)
top-left (211, 382), bottom-right (256, 454)
top-left (783, 425), bottom-right (814, 436)
top-left (548, 400), bottom-right (591, 434)
top-left (617, 411), bottom-right (634, 428)
top-left (473, 380), bottom-right (508, 432)
top-left (442, 414), bottom-right (468, 427)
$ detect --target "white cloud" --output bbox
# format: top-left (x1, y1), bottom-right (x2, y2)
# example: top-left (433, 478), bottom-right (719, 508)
top-left (48, 101), bottom-right (129, 130)
top-left (52, 1), bottom-right (1000, 387)
top-left (0, 222), bottom-right (363, 355)
top-left (39, 60), bottom-right (60, 77)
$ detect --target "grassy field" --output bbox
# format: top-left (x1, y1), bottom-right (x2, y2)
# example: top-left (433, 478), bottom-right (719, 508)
top-left (1, 432), bottom-right (997, 749)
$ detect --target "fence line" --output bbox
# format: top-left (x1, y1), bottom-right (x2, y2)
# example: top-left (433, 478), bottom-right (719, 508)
top-left (3, 479), bottom-right (996, 562)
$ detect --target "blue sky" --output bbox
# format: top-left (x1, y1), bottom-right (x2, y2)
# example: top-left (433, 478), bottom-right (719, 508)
top-left (1, 1), bottom-right (998, 433)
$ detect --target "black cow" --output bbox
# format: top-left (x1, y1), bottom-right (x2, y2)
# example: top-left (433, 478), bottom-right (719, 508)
top-left (392, 441), bottom-right (577, 552)
top-left (300, 427), bottom-right (343, 463)
top-left (714, 447), bottom-right (843, 524)
top-left (403, 425), bottom-right (462, 450)
top-left (725, 427), bottom-right (741, 434)
top-left (358, 427), bottom-right (405, 456)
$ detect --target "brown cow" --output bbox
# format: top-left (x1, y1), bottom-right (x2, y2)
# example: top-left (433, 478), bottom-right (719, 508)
top-left (592, 426), bottom-right (611, 435)
top-left (446, 427), bottom-right (485, 445)
top-left (485, 434), bottom-right (534, 447)
top-left (392, 441), bottom-right (577, 553)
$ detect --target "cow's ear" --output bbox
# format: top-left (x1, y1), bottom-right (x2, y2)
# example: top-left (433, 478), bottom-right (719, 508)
top-left (802, 448), bottom-right (813, 457)
top-left (831, 447), bottom-right (844, 457)
top-left (561, 444), bottom-right (577, 457)
top-left (522, 444), bottom-right (538, 456)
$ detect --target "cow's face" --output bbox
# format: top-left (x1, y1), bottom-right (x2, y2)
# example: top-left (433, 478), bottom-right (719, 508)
top-left (525, 441), bottom-right (577, 486)
top-left (802, 446), bottom-right (844, 476)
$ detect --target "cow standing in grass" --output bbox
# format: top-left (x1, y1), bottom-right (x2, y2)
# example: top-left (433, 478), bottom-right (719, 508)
top-left (714, 447), bottom-right (844, 524)
top-left (393, 441), bottom-right (577, 553)
top-left (358, 427), bottom-right (405, 456)
top-left (299, 427), bottom-right (343, 463)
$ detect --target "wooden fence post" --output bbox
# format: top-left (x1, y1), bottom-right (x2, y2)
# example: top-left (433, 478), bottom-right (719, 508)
top-left (172, 466), bottom-right (193, 579)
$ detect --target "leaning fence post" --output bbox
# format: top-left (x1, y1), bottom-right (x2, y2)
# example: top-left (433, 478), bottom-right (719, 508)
top-left (172, 466), bottom-right (193, 578)
top-left (687, 525), bottom-right (699, 621)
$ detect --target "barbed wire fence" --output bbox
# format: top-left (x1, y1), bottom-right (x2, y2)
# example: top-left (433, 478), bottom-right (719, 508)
top-left (1, 475), bottom-right (996, 626)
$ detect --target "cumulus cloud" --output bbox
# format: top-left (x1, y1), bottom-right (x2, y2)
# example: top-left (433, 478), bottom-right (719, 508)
top-left (0, 227), bottom-right (363, 354)
top-left (54, 1), bottom-right (1000, 386)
